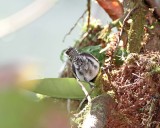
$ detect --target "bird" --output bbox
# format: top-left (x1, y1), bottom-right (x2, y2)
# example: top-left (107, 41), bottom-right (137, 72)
top-left (65, 47), bottom-right (100, 88)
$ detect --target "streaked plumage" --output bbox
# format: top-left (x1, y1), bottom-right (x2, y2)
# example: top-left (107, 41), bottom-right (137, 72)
top-left (65, 47), bottom-right (100, 83)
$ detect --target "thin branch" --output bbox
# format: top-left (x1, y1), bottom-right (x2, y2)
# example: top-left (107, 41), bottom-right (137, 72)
top-left (63, 9), bottom-right (87, 43)
top-left (67, 99), bottom-right (71, 113)
top-left (77, 86), bottom-right (94, 111)
top-left (132, 73), bottom-right (144, 79)
top-left (118, 7), bottom-right (138, 43)
top-left (87, 0), bottom-right (91, 31)
top-left (113, 6), bottom-right (138, 56)
top-left (76, 79), bottom-right (91, 102)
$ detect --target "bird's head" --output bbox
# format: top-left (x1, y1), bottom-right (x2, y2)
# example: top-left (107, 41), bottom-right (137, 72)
top-left (65, 47), bottom-right (79, 60)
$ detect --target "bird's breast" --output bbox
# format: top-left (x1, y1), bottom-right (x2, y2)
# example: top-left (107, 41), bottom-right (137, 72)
top-left (74, 55), bottom-right (100, 82)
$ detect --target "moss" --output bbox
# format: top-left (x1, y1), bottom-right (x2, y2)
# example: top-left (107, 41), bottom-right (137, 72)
top-left (150, 66), bottom-right (160, 75)
top-left (127, 6), bottom-right (147, 53)
top-left (71, 104), bottom-right (91, 128)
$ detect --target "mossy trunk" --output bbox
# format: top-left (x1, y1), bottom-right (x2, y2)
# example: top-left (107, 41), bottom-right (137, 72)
top-left (122, 0), bottom-right (147, 53)
top-left (127, 6), bottom-right (146, 53)
top-left (122, 0), bottom-right (160, 53)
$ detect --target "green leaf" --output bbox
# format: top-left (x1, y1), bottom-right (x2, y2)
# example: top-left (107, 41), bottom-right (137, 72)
top-left (114, 48), bottom-right (128, 66)
top-left (23, 78), bottom-right (99, 100)
top-left (60, 49), bottom-right (66, 62)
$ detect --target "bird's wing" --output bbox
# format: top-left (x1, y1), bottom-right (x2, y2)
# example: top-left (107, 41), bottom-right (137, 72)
top-left (80, 53), bottom-right (99, 63)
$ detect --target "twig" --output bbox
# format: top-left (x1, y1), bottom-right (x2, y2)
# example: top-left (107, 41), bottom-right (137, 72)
top-left (76, 79), bottom-right (91, 102)
top-left (146, 98), bottom-right (156, 127)
top-left (87, 0), bottom-right (91, 31)
top-left (79, 28), bottom-right (92, 43)
top-left (114, 6), bottom-right (138, 56)
top-left (118, 7), bottom-right (137, 43)
top-left (77, 86), bottom-right (94, 111)
top-left (120, 83), bottom-right (135, 88)
top-left (132, 73), bottom-right (144, 79)
top-left (63, 9), bottom-right (87, 42)
top-left (67, 99), bottom-right (71, 113)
